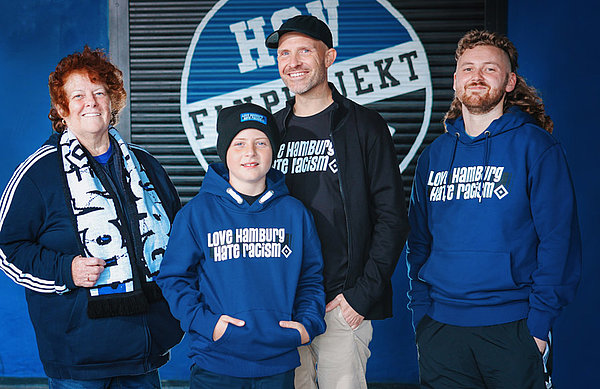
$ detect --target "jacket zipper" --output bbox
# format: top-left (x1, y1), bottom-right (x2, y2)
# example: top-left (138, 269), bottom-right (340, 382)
top-left (328, 117), bottom-right (353, 292)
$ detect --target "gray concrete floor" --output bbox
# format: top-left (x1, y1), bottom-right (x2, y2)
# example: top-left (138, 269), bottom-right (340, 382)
top-left (0, 379), bottom-right (191, 389)
top-left (0, 378), bottom-right (419, 388)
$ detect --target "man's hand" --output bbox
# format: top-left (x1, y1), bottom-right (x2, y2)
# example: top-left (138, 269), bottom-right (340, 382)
top-left (279, 321), bottom-right (310, 344)
top-left (213, 315), bottom-right (245, 341)
top-left (71, 255), bottom-right (105, 287)
top-left (534, 337), bottom-right (547, 354)
top-left (326, 293), bottom-right (364, 329)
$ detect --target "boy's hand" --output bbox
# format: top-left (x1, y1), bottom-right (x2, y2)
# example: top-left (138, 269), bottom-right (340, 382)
top-left (213, 315), bottom-right (245, 341)
top-left (280, 320), bottom-right (310, 344)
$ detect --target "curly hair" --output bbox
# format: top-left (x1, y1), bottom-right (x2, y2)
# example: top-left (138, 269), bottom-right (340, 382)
top-left (48, 45), bottom-right (126, 133)
top-left (444, 30), bottom-right (553, 133)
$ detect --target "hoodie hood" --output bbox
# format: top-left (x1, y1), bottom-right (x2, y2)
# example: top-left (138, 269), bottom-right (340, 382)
top-left (445, 106), bottom-right (537, 144)
top-left (201, 163), bottom-right (289, 210)
top-left (442, 106), bottom-right (538, 200)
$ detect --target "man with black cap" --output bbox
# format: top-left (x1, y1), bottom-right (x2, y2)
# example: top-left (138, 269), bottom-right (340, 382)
top-left (157, 103), bottom-right (326, 388)
top-left (266, 15), bottom-right (409, 389)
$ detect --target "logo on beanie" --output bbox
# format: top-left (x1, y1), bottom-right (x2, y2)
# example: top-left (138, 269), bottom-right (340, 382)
top-left (240, 113), bottom-right (267, 124)
top-left (181, 0), bottom-right (432, 172)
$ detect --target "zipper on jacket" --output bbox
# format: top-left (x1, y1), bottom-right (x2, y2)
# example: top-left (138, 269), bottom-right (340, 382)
top-left (328, 131), bottom-right (353, 293)
top-left (325, 91), bottom-right (353, 292)
top-left (142, 313), bottom-right (151, 371)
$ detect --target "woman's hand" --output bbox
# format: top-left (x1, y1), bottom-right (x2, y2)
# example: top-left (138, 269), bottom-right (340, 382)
top-left (213, 315), bottom-right (245, 341)
top-left (280, 320), bottom-right (310, 344)
top-left (71, 255), bottom-right (105, 288)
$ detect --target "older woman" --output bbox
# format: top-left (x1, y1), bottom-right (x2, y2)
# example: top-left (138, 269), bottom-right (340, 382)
top-left (0, 46), bottom-right (183, 388)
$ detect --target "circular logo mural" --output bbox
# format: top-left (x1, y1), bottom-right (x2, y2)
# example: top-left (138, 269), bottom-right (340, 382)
top-left (181, 0), bottom-right (432, 172)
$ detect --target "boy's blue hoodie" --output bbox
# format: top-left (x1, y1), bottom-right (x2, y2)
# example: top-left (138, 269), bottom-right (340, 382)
top-left (406, 107), bottom-right (581, 341)
top-left (157, 163), bottom-right (326, 378)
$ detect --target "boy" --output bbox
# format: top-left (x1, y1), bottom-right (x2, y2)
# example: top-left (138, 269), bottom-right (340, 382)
top-left (157, 103), bottom-right (326, 388)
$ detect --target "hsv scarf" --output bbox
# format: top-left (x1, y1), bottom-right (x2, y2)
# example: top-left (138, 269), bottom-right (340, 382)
top-left (59, 128), bottom-right (171, 318)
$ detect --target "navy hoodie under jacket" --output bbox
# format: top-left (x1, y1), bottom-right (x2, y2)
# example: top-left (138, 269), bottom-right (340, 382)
top-left (157, 163), bottom-right (326, 378)
top-left (406, 107), bottom-right (581, 341)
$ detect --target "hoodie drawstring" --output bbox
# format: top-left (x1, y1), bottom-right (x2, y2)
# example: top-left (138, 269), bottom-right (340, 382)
top-left (226, 188), bottom-right (244, 205)
top-left (447, 132), bottom-right (460, 176)
top-left (478, 131), bottom-right (491, 203)
top-left (258, 190), bottom-right (274, 204)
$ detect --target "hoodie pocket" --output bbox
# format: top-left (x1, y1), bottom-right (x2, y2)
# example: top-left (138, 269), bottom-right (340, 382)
top-left (210, 309), bottom-right (300, 361)
top-left (419, 250), bottom-right (517, 301)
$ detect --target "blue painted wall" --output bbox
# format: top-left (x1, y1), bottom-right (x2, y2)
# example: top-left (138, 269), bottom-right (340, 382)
top-left (508, 1), bottom-right (600, 387)
top-left (0, 0), bottom-right (596, 385)
top-left (0, 0), bottom-right (109, 378)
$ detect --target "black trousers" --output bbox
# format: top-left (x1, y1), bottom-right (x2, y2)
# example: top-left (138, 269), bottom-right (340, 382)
top-left (416, 316), bottom-right (546, 389)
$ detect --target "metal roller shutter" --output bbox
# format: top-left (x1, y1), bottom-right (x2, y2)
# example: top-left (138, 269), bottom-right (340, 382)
top-left (122, 0), bottom-right (505, 203)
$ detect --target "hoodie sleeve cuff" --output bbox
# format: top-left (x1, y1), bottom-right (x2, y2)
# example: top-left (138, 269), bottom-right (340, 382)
top-left (527, 308), bottom-right (554, 341)
top-left (190, 310), bottom-right (221, 340)
top-left (297, 316), bottom-right (326, 345)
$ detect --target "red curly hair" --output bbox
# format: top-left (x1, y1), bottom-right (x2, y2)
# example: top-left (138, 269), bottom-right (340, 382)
top-left (444, 30), bottom-right (553, 134)
top-left (48, 46), bottom-right (126, 133)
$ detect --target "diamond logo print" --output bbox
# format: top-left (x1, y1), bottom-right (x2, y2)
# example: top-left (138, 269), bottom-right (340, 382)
top-left (494, 184), bottom-right (508, 199)
top-left (329, 159), bottom-right (338, 174)
top-left (281, 245), bottom-right (292, 258)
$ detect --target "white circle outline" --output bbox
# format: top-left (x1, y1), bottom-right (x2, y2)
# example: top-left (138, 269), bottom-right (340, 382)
top-left (180, 0), bottom-right (432, 173)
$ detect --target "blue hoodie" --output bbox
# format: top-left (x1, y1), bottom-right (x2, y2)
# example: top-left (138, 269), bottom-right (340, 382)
top-left (157, 163), bottom-right (326, 378)
top-left (406, 107), bottom-right (581, 341)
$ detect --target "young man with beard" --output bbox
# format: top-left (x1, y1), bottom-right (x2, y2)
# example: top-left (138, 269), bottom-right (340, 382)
top-left (265, 15), bottom-right (409, 389)
top-left (406, 30), bottom-right (581, 388)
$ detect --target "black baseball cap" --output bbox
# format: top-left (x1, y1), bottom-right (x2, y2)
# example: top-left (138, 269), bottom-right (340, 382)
top-left (216, 103), bottom-right (280, 166)
top-left (265, 14), bottom-right (333, 49)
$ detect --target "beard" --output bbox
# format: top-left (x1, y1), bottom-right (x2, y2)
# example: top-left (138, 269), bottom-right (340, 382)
top-left (281, 66), bottom-right (328, 96)
top-left (457, 80), bottom-right (506, 115)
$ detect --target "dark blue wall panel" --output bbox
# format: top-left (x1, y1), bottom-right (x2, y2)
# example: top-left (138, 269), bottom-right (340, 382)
top-left (508, 1), bottom-right (600, 387)
top-left (0, 0), bottom-right (108, 377)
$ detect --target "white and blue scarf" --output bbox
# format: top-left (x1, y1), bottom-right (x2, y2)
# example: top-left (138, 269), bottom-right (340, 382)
top-left (60, 127), bottom-right (171, 318)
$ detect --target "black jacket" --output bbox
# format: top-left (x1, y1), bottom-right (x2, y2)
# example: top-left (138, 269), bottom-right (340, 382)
top-left (0, 132), bottom-right (183, 379)
top-left (274, 84), bottom-right (409, 319)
